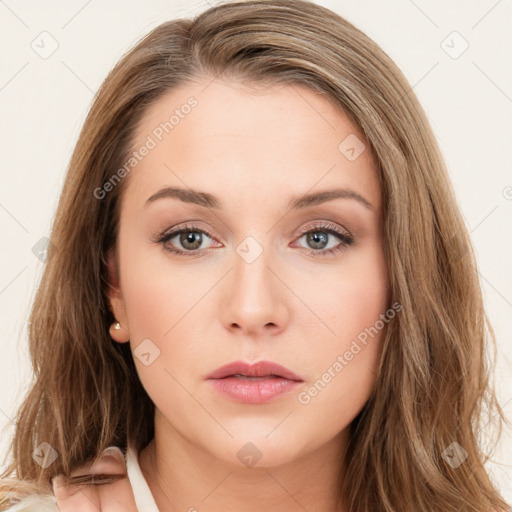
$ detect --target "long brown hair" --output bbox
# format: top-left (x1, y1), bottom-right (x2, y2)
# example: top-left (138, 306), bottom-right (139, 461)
top-left (1, 1), bottom-right (509, 510)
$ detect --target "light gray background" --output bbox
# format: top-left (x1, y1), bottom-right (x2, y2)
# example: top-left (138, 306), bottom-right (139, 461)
top-left (1, 0), bottom-right (511, 501)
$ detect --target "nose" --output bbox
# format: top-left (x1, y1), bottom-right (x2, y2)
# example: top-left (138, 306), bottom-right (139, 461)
top-left (220, 242), bottom-right (290, 338)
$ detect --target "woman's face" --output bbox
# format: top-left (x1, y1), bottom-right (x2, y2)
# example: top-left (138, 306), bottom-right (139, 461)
top-left (107, 78), bottom-right (390, 467)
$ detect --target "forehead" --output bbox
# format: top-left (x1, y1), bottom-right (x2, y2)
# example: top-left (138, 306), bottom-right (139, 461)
top-left (123, 78), bottom-right (381, 214)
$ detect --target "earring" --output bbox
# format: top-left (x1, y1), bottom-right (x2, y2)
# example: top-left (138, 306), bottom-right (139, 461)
top-left (109, 320), bottom-right (129, 343)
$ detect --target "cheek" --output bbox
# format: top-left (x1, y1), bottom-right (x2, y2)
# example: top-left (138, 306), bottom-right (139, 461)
top-left (118, 236), bottom-right (218, 398)
top-left (119, 232), bottom-right (205, 341)
top-left (301, 241), bottom-right (389, 349)
top-left (293, 341), bottom-right (380, 456)
top-left (119, 260), bottom-right (205, 418)
top-left (294, 243), bottom-right (389, 412)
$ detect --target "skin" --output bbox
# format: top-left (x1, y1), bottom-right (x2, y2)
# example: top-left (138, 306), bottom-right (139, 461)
top-left (52, 449), bottom-right (137, 511)
top-left (54, 78), bottom-right (389, 511)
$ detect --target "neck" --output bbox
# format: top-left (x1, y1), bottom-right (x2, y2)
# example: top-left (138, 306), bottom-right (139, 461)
top-left (138, 412), bottom-right (350, 512)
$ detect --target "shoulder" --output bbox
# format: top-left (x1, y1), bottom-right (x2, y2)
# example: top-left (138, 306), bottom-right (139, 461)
top-left (2, 493), bottom-right (58, 512)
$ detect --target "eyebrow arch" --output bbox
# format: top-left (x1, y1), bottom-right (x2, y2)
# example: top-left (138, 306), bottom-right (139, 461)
top-left (145, 186), bottom-right (220, 209)
top-left (288, 188), bottom-right (374, 211)
top-left (144, 186), bottom-right (374, 211)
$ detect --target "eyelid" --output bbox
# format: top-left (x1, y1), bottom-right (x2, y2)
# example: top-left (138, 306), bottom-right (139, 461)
top-left (152, 221), bottom-right (218, 242)
top-left (295, 220), bottom-right (352, 239)
top-left (155, 219), bottom-right (354, 257)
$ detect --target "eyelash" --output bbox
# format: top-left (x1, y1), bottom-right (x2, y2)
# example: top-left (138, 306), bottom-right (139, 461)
top-left (155, 221), bottom-right (354, 257)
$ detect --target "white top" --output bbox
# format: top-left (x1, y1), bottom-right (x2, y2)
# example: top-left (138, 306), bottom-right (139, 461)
top-left (4, 446), bottom-right (160, 512)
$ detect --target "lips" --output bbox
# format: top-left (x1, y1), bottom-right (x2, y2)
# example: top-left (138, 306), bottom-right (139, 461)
top-left (206, 360), bottom-right (304, 404)
top-left (206, 360), bottom-right (303, 381)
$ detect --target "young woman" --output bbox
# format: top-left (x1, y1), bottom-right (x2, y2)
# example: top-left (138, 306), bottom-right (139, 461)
top-left (1, 0), bottom-right (509, 511)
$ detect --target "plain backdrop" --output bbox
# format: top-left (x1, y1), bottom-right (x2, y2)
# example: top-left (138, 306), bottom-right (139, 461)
top-left (1, 0), bottom-right (511, 501)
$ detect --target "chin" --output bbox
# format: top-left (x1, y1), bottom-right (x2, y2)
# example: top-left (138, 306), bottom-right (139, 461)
top-left (212, 431), bottom-right (311, 470)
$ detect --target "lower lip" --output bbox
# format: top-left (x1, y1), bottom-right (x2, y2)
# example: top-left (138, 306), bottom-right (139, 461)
top-left (207, 376), bottom-right (302, 404)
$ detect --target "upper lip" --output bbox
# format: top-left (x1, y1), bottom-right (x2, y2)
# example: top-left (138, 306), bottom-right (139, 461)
top-left (206, 360), bottom-right (303, 381)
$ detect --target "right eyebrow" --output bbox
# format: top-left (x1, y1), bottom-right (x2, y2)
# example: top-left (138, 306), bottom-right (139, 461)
top-left (144, 186), bottom-right (221, 209)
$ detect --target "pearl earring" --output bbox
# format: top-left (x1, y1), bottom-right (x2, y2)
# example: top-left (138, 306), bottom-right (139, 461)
top-left (113, 322), bottom-right (121, 331)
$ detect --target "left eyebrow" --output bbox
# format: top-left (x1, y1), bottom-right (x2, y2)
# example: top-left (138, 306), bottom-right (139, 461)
top-left (287, 188), bottom-right (374, 212)
top-left (144, 186), bottom-right (374, 212)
